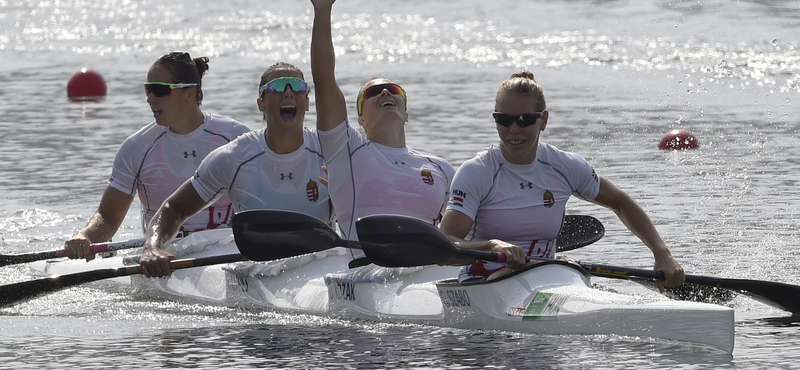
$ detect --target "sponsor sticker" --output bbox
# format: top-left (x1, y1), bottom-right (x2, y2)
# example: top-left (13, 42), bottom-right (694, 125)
top-left (522, 292), bottom-right (566, 321)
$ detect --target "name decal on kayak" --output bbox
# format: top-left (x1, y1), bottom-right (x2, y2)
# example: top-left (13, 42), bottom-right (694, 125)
top-left (439, 289), bottom-right (471, 307)
top-left (329, 282), bottom-right (356, 301)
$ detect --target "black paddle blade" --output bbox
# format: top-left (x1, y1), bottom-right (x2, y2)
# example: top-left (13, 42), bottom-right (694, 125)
top-left (231, 210), bottom-right (342, 261)
top-left (557, 215), bottom-right (605, 252)
top-left (356, 214), bottom-right (462, 267)
top-left (684, 275), bottom-right (800, 314)
top-left (355, 215), bottom-right (501, 267)
top-left (0, 267), bottom-right (135, 308)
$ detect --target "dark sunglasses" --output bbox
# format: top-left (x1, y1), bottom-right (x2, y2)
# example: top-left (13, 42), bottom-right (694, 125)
top-left (492, 110), bottom-right (547, 128)
top-left (259, 77), bottom-right (309, 96)
top-left (357, 83), bottom-right (407, 115)
top-left (144, 82), bottom-right (198, 97)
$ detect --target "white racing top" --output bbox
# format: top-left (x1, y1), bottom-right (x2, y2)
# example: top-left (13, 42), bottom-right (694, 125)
top-left (447, 143), bottom-right (601, 281)
top-left (318, 120), bottom-right (455, 258)
top-left (109, 112), bottom-right (250, 232)
top-left (191, 127), bottom-right (331, 222)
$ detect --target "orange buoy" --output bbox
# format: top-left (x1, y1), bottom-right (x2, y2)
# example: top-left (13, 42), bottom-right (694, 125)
top-left (67, 68), bottom-right (107, 102)
top-left (658, 129), bottom-right (699, 150)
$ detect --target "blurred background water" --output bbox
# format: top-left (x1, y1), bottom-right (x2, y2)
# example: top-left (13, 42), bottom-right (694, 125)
top-left (0, 0), bottom-right (798, 368)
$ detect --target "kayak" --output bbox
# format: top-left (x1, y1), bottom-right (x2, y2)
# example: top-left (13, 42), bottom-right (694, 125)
top-left (27, 228), bottom-right (735, 353)
top-left (320, 257), bottom-right (733, 352)
top-left (435, 260), bottom-right (734, 353)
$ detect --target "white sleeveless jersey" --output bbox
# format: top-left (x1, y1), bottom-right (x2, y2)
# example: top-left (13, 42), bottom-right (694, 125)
top-left (447, 143), bottom-right (601, 281)
top-left (108, 112), bottom-right (251, 233)
top-left (319, 120), bottom-right (455, 252)
top-left (191, 127), bottom-right (330, 222)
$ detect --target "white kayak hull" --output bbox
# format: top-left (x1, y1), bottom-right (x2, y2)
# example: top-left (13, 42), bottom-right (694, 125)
top-left (435, 261), bottom-right (734, 353)
top-left (28, 229), bottom-right (735, 352)
top-left (324, 264), bottom-right (460, 321)
top-left (224, 247), bottom-right (352, 313)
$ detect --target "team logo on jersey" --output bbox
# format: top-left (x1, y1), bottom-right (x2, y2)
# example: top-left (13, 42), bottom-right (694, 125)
top-left (421, 170), bottom-right (434, 185)
top-left (543, 190), bottom-right (555, 208)
top-left (306, 180), bottom-right (319, 202)
top-left (451, 189), bottom-right (466, 207)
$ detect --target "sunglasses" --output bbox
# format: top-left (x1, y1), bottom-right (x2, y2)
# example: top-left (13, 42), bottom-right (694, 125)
top-left (492, 110), bottom-right (547, 128)
top-left (143, 82), bottom-right (198, 97)
top-left (357, 83), bottom-right (407, 115)
top-left (259, 77), bottom-right (309, 96)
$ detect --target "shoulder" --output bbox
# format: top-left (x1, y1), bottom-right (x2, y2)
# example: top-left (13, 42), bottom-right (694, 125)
top-left (203, 112), bottom-right (251, 135)
top-left (206, 130), bottom-right (263, 162)
top-left (538, 143), bottom-right (590, 165)
top-left (303, 126), bottom-right (319, 139)
top-left (461, 145), bottom-right (500, 169)
top-left (302, 126), bottom-right (324, 148)
top-left (227, 130), bottom-right (262, 150)
top-left (118, 121), bottom-right (163, 148)
top-left (409, 148), bottom-right (454, 170)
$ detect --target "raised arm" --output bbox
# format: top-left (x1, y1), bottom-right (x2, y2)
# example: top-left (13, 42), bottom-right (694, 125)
top-left (310, 0), bottom-right (347, 131)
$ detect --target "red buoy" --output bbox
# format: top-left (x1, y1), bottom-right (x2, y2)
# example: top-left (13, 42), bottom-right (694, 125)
top-left (658, 129), bottom-right (699, 150)
top-left (67, 68), bottom-right (107, 102)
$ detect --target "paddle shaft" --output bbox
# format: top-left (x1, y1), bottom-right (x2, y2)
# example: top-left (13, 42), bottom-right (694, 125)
top-left (0, 238), bottom-right (146, 267)
top-left (0, 253), bottom-right (247, 308)
top-left (492, 250), bottom-right (800, 314)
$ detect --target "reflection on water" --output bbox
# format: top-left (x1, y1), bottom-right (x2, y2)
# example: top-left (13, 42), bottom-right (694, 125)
top-left (2, 316), bottom-right (738, 370)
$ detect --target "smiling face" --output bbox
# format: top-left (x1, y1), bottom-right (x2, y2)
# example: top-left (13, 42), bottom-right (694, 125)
top-left (145, 64), bottom-right (197, 127)
top-left (257, 68), bottom-right (310, 129)
top-left (356, 78), bottom-right (408, 132)
top-left (494, 92), bottom-right (549, 165)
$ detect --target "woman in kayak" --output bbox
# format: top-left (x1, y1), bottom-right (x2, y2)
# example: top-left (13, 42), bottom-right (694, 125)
top-left (140, 62), bottom-right (331, 278)
top-left (64, 52), bottom-right (250, 261)
top-left (439, 71), bottom-right (685, 291)
top-left (310, 0), bottom-right (455, 267)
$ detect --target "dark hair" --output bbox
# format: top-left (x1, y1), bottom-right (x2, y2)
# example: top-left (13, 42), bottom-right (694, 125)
top-left (496, 71), bottom-right (546, 111)
top-left (259, 62), bottom-right (305, 96)
top-left (154, 52), bottom-right (209, 105)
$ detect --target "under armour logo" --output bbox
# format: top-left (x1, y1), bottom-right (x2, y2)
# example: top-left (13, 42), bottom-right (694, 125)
top-left (280, 173), bottom-right (293, 180)
top-left (520, 182), bottom-right (533, 189)
top-left (184, 150), bottom-right (197, 158)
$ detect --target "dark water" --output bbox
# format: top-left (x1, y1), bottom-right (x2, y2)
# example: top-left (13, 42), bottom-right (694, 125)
top-left (1, 0), bottom-right (799, 368)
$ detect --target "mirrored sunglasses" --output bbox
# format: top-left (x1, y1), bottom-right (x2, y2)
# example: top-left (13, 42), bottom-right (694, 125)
top-left (259, 77), bottom-right (309, 96)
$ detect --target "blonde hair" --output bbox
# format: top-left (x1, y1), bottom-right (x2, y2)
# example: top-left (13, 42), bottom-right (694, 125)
top-left (496, 71), bottom-right (546, 111)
